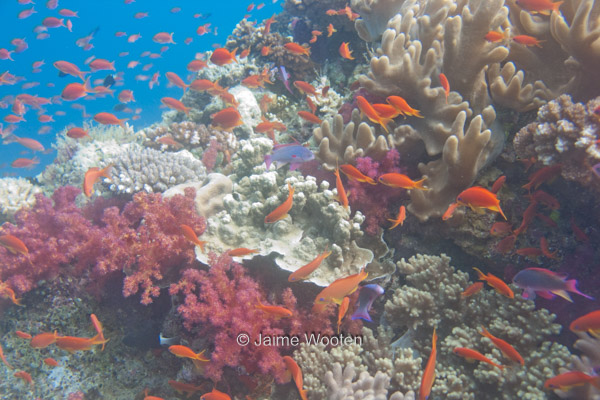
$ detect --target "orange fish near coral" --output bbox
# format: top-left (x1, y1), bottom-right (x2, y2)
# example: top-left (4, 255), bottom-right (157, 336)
top-left (90, 314), bottom-right (107, 351)
top-left (480, 327), bottom-right (524, 366)
top-left (378, 173), bottom-right (428, 190)
top-left (515, 0), bottom-right (563, 15)
top-left (314, 269), bottom-right (368, 309)
top-left (93, 112), bottom-right (128, 128)
top-left (169, 345), bottom-right (209, 369)
top-left (297, 111), bottom-right (322, 124)
top-left (0, 344), bottom-right (13, 369)
top-left (456, 186), bottom-right (506, 219)
top-left (453, 347), bottom-right (504, 370)
top-left (473, 267), bottom-right (514, 298)
top-left (30, 331), bottom-right (60, 349)
top-left (293, 81), bottom-right (318, 97)
top-left (339, 42), bottom-right (354, 59)
top-left (199, 387), bottom-right (231, 400)
top-left (484, 30), bottom-right (509, 42)
top-left (339, 164), bottom-right (376, 184)
top-left (265, 183), bottom-right (294, 224)
top-left (570, 310), bottom-right (600, 337)
top-left (337, 296), bottom-right (350, 334)
top-left (14, 370), bottom-right (33, 387)
top-left (419, 328), bottom-right (437, 400)
top-left (356, 96), bottom-right (391, 133)
top-left (256, 300), bottom-right (293, 318)
top-left (283, 356), bottom-right (308, 400)
top-left (386, 95), bottom-right (423, 118)
top-left (288, 247), bottom-right (332, 282)
top-left (439, 73), bottom-right (449, 104)
top-left (0, 234), bottom-right (29, 255)
top-left (161, 97), bottom-right (191, 116)
top-left (83, 165), bottom-right (112, 197)
top-left (210, 47), bottom-right (237, 66)
top-left (334, 166), bottom-right (349, 209)
top-left (461, 282), bottom-right (484, 298)
top-left (512, 35), bottom-right (544, 47)
top-left (227, 248), bottom-right (259, 257)
top-left (0, 282), bottom-right (22, 306)
top-left (284, 42), bottom-right (310, 56)
top-left (544, 371), bottom-right (600, 391)
top-left (56, 334), bottom-right (109, 353)
top-left (168, 380), bottom-right (203, 398)
top-left (211, 107), bottom-right (243, 131)
top-left (388, 206), bottom-right (406, 229)
top-left (180, 224), bottom-right (207, 253)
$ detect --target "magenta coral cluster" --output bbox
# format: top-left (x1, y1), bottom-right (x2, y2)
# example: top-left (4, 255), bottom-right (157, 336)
top-left (169, 253), bottom-right (336, 383)
top-left (0, 186), bottom-right (205, 305)
top-left (347, 149), bottom-right (404, 235)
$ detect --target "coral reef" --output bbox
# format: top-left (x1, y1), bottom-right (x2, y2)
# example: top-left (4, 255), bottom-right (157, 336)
top-left (554, 332), bottom-right (600, 399)
top-left (197, 137), bottom-right (384, 286)
top-left (105, 145), bottom-right (207, 194)
top-left (0, 186), bottom-right (204, 305)
top-left (325, 363), bottom-right (416, 400)
top-left (169, 253), bottom-right (335, 383)
top-left (163, 173), bottom-right (233, 219)
top-left (0, 177), bottom-right (41, 223)
top-left (513, 94), bottom-right (600, 191)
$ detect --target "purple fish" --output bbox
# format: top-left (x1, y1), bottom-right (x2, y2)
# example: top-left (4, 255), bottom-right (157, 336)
top-left (264, 144), bottom-right (314, 171)
top-left (512, 267), bottom-right (593, 302)
top-left (279, 66), bottom-right (293, 95)
top-left (351, 284), bottom-right (384, 322)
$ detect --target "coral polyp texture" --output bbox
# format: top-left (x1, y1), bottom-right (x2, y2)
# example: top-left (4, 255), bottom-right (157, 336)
top-left (513, 94), bottom-right (600, 191)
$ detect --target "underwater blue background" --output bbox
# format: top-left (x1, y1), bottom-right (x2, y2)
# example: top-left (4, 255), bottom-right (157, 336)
top-left (0, 0), bottom-right (282, 178)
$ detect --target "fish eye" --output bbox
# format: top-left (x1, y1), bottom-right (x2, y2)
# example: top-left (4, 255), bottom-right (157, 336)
top-left (319, 297), bottom-right (325, 302)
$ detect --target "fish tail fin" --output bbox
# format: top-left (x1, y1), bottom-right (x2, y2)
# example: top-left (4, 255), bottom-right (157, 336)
top-left (472, 267), bottom-right (486, 281)
top-left (118, 118), bottom-right (129, 128)
top-left (264, 154), bottom-right (272, 170)
top-left (99, 165), bottom-right (112, 179)
top-left (552, 1), bottom-right (563, 13)
top-left (350, 308), bottom-right (372, 322)
top-left (412, 109), bottom-right (424, 118)
top-left (551, 289), bottom-right (573, 302)
top-left (300, 389), bottom-right (308, 400)
top-left (413, 178), bottom-right (429, 190)
top-left (479, 326), bottom-right (491, 338)
top-left (231, 47), bottom-right (238, 62)
top-left (565, 279), bottom-right (594, 300)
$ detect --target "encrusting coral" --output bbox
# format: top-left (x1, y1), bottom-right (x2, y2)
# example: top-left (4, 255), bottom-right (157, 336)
top-left (0, 177), bottom-right (41, 223)
top-left (513, 94), bottom-right (600, 191)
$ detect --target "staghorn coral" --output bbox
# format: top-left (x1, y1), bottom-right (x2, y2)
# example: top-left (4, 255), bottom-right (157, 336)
top-left (384, 253), bottom-right (572, 399)
top-left (0, 177), bottom-right (41, 223)
top-left (325, 363), bottom-right (416, 400)
top-left (513, 94), bottom-right (600, 191)
top-left (105, 144), bottom-right (207, 194)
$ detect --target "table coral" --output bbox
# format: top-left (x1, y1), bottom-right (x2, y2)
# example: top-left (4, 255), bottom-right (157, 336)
top-left (168, 253), bottom-right (335, 383)
top-left (513, 94), bottom-right (600, 191)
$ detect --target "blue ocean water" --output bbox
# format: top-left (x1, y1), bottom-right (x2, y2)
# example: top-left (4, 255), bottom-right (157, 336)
top-left (0, 0), bottom-right (282, 178)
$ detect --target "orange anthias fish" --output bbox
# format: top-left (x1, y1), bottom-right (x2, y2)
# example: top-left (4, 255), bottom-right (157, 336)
top-left (293, 81), bottom-right (319, 97)
top-left (339, 42), bottom-right (354, 60)
top-left (378, 173), bottom-right (428, 190)
top-left (0, 343), bottom-right (13, 369)
top-left (227, 248), bottom-right (259, 257)
top-left (442, 202), bottom-right (461, 220)
top-left (265, 183), bottom-right (294, 224)
top-left (297, 111), bottom-right (322, 124)
top-left (337, 296), bottom-right (350, 334)
top-left (439, 73), bottom-right (449, 103)
top-left (211, 107), bottom-right (243, 131)
top-left (456, 186), bottom-right (506, 220)
top-left (386, 95), bottom-right (423, 118)
top-left (388, 205), bottom-right (406, 229)
top-left (288, 247), bottom-right (332, 282)
top-left (544, 371), bottom-right (600, 391)
top-left (284, 42), bottom-right (310, 56)
top-left (484, 30), bottom-right (509, 43)
top-left (30, 331), bottom-right (60, 348)
top-left (480, 326), bottom-right (524, 366)
top-left (161, 97), bottom-right (191, 116)
top-left (569, 310), bottom-right (600, 337)
top-left (461, 282), bottom-right (484, 298)
top-left (314, 269), bottom-right (368, 309)
top-left (210, 47), bottom-right (237, 66)
top-left (180, 224), bottom-right (207, 253)
top-left (515, 0), bottom-right (563, 15)
top-left (473, 267), bottom-right (514, 298)
top-left (93, 112), bottom-right (128, 128)
top-left (512, 35), bottom-right (544, 47)
top-left (166, 72), bottom-right (189, 93)
top-left (56, 333), bottom-right (108, 353)
top-left (169, 345), bottom-right (210, 369)
top-left (523, 164), bottom-right (562, 191)
top-left (83, 166), bottom-right (112, 197)
top-left (0, 281), bottom-right (22, 306)
top-left (199, 387), bottom-right (231, 400)
top-left (168, 380), bottom-right (203, 397)
top-left (44, 357), bottom-right (59, 367)
top-left (453, 347), bottom-right (503, 370)
top-left (0, 234), bottom-right (29, 255)
top-left (14, 370), bottom-right (33, 387)
top-left (256, 300), bottom-right (293, 318)
top-left (334, 166), bottom-right (349, 209)
top-left (419, 328), bottom-right (437, 400)
top-left (339, 164), bottom-right (376, 185)
top-left (356, 96), bottom-right (391, 133)
top-left (90, 314), bottom-right (106, 351)
top-left (282, 356), bottom-right (308, 400)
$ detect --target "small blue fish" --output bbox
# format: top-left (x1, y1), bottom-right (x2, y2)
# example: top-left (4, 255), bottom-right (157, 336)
top-left (264, 144), bottom-right (314, 171)
top-left (512, 267), bottom-right (593, 302)
top-left (351, 284), bottom-right (384, 322)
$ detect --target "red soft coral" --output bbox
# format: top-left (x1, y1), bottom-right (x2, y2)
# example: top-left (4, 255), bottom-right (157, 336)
top-left (169, 253), bottom-right (335, 383)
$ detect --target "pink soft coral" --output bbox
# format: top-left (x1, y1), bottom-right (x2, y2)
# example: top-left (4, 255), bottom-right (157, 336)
top-left (0, 186), bottom-right (205, 305)
top-left (347, 149), bottom-right (404, 235)
top-left (169, 253), bottom-right (335, 383)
